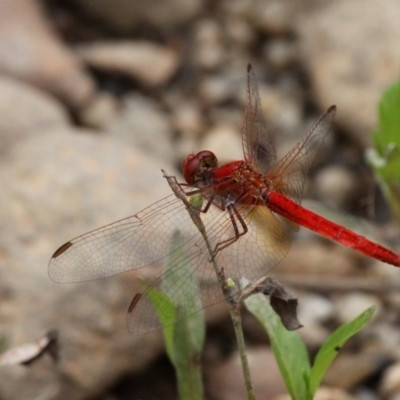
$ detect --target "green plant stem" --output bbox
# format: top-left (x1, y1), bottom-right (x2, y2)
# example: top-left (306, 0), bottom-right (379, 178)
top-left (228, 303), bottom-right (256, 400)
top-left (196, 218), bottom-right (256, 400)
top-left (164, 170), bottom-right (256, 400)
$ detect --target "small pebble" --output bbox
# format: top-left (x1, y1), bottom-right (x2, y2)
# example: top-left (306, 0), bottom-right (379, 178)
top-left (333, 293), bottom-right (381, 325)
top-left (314, 165), bottom-right (359, 209)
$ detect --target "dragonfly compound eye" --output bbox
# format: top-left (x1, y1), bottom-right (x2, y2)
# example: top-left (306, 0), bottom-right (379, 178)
top-left (183, 151), bottom-right (218, 184)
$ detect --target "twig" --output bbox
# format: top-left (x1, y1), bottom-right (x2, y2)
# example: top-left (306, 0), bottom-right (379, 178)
top-left (163, 170), bottom-right (256, 400)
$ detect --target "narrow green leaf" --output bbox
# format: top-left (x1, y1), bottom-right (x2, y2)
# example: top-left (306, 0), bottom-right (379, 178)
top-left (245, 293), bottom-right (311, 400)
top-left (166, 231), bottom-right (205, 400)
top-left (162, 230), bottom-right (205, 354)
top-left (371, 80), bottom-right (400, 183)
top-left (374, 80), bottom-right (400, 152)
top-left (146, 230), bottom-right (205, 364)
top-left (368, 78), bottom-right (400, 226)
top-left (146, 285), bottom-right (177, 361)
top-left (173, 305), bottom-right (204, 400)
top-left (148, 230), bottom-right (205, 400)
top-left (309, 305), bottom-right (376, 395)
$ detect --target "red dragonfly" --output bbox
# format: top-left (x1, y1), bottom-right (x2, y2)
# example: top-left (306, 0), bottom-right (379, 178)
top-left (49, 65), bottom-right (400, 335)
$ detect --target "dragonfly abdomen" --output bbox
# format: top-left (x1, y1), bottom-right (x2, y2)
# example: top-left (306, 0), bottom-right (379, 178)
top-left (266, 191), bottom-right (400, 267)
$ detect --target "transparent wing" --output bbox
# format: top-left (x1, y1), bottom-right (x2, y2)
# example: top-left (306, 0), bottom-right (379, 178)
top-left (242, 64), bottom-right (276, 172)
top-left (268, 105), bottom-right (336, 204)
top-left (126, 203), bottom-right (291, 335)
top-left (48, 192), bottom-right (204, 283)
top-left (49, 176), bottom-right (292, 335)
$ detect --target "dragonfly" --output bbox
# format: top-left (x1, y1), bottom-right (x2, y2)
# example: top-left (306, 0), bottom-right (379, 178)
top-left (49, 65), bottom-right (400, 335)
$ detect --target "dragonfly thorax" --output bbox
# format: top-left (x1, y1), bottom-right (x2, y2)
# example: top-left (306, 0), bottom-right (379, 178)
top-left (213, 161), bottom-right (272, 206)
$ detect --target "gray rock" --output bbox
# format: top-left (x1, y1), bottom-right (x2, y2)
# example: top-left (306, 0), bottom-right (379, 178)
top-left (104, 94), bottom-right (175, 164)
top-left (380, 362), bottom-right (400, 398)
top-left (0, 76), bottom-right (70, 154)
top-left (251, 0), bottom-right (299, 35)
top-left (314, 165), bottom-right (360, 209)
top-left (76, 41), bottom-right (180, 87)
top-left (207, 347), bottom-right (287, 400)
top-left (297, 0), bottom-right (400, 146)
top-left (191, 19), bottom-right (225, 70)
top-left (0, 0), bottom-right (96, 109)
top-left (69, 0), bottom-right (203, 33)
top-left (200, 124), bottom-right (243, 163)
top-left (334, 293), bottom-right (381, 325)
top-left (0, 127), bottom-right (175, 399)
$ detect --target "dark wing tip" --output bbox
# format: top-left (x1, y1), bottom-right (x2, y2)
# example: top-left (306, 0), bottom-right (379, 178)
top-left (327, 105), bottom-right (337, 113)
top-left (128, 293), bottom-right (142, 313)
top-left (247, 63), bottom-right (252, 73)
top-left (51, 241), bottom-right (73, 259)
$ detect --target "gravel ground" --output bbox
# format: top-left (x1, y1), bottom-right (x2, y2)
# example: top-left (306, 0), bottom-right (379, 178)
top-left (0, 1), bottom-right (399, 399)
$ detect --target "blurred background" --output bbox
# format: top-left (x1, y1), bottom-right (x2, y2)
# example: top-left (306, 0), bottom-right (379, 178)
top-left (0, 0), bottom-right (399, 399)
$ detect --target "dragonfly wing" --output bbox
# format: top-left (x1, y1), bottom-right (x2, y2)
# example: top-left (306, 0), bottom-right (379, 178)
top-left (268, 105), bottom-right (336, 204)
top-left (126, 204), bottom-right (292, 335)
top-left (242, 64), bottom-right (276, 172)
top-left (48, 192), bottom-right (204, 282)
top-left (240, 205), bottom-right (292, 273)
top-left (127, 251), bottom-right (223, 335)
top-left (49, 171), bottom-right (293, 335)
top-left (195, 204), bottom-right (292, 301)
top-left (125, 194), bottom-right (248, 335)
top-left (279, 216), bottom-right (300, 232)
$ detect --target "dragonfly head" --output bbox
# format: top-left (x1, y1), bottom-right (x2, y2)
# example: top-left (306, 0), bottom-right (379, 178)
top-left (183, 150), bottom-right (219, 185)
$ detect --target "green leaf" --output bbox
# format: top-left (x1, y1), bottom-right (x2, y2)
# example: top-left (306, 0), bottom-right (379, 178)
top-left (162, 230), bottom-right (205, 356)
top-left (373, 80), bottom-right (400, 154)
top-left (173, 305), bottom-right (204, 400)
top-left (146, 284), bottom-right (177, 361)
top-left (368, 79), bottom-right (400, 226)
top-left (245, 293), bottom-right (311, 400)
top-left (148, 230), bottom-right (205, 400)
top-left (309, 305), bottom-right (376, 395)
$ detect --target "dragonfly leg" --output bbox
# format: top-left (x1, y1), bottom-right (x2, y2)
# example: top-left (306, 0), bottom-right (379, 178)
top-left (164, 172), bottom-right (222, 213)
top-left (184, 186), bottom-right (228, 214)
top-left (213, 204), bottom-right (248, 254)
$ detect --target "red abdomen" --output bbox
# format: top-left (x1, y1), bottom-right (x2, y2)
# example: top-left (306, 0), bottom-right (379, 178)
top-left (266, 191), bottom-right (400, 267)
